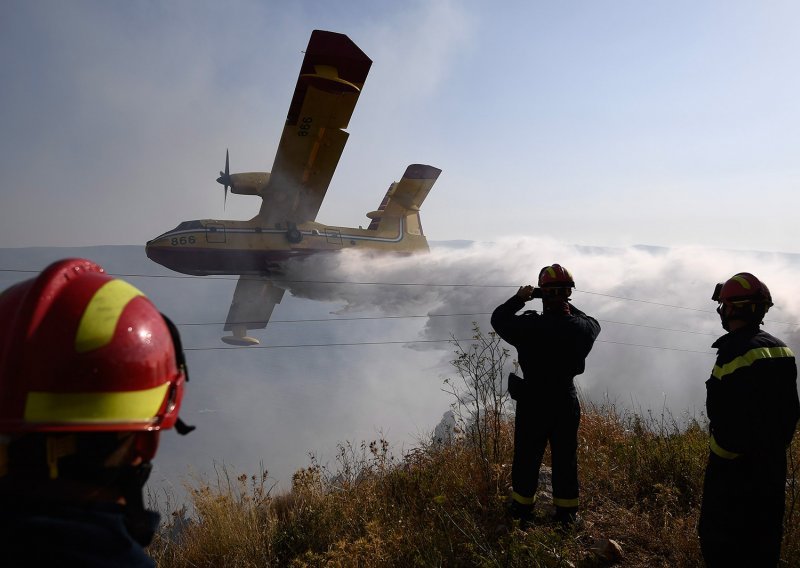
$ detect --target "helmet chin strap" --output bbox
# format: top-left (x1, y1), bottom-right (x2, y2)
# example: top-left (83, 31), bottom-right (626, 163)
top-left (717, 304), bottom-right (732, 331)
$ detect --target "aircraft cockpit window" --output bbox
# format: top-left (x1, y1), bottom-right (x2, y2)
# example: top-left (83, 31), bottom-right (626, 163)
top-left (173, 221), bottom-right (204, 232)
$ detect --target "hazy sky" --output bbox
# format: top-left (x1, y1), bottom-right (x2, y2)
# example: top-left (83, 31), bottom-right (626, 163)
top-left (3, 2), bottom-right (800, 503)
top-left (2, 1), bottom-right (800, 251)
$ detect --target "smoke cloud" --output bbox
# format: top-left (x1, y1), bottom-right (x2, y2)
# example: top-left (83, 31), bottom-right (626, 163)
top-left (281, 237), bottom-right (800, 419)
top-left (3, 241), bottom-right (799, 507)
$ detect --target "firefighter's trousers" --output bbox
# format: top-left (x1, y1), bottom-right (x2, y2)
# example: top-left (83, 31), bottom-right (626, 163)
top-left (698, 451), bottom-right (786, 567)
top-left (511, 391), bottom-right (580, 515)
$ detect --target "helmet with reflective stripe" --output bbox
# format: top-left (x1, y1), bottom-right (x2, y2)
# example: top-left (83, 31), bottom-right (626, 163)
top-left (538, 264), bottom-right (575, 288)
top-left (712, 272), bottom-right (773, 307)
top-left (0, 258), bottom-right (186, 433)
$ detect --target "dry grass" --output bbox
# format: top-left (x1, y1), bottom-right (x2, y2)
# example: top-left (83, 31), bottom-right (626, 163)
top-left (576, 403), bottom-right (708, 566)
top-left (148, 402), bottom-right (800, 567)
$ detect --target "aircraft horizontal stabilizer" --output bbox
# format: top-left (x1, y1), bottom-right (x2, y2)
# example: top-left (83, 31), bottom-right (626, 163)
top-left (402, 164), bottom-right (442, 180)
top-left (367, 164), bottom-right (441, 229)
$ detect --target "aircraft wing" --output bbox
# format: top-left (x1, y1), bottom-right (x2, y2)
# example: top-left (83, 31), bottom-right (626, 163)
top-left (222, 277), bottom-right (286, 345)
top-left (257, 30), bottom-right (372, 226)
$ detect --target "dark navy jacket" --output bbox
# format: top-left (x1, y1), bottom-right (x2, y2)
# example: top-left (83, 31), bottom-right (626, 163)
top-left (706, 325), bottom-right (799, 459)
top-left (0, 501), bottom-right (158, 567)
top-left (491, 296), bottom-right (601, 394)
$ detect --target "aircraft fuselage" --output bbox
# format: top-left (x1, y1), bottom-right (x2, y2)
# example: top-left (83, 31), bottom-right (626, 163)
top-left (145, 217), bottom-right (427, 276)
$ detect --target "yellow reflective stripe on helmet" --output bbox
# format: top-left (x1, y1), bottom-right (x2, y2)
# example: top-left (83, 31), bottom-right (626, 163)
top-left (511, 491), bottom-right (535, 505)
top-left (731, 275), bottom-right (752, 289)
top-left (24, 383), bottom-right (169, 424)
top-left (553, 497), bottom-right (580, 508)
top-left (75, 280), bottom-right (145, 353)
top-left (711, 347), bottom-right (794, 380)
top-left (710, 434), bottom-right (741, 459)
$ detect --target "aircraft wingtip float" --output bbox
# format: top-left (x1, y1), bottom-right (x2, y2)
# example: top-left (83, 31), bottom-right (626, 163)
top-left (146, 30), bottom-right (442, 346)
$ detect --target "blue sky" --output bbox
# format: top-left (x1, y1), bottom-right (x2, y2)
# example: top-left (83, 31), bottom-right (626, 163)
top-left (2, 1), bottom-right (799, 251)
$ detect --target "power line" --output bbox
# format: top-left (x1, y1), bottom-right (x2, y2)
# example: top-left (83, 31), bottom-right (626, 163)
top-left (184, 338), bottom-right (465, 351)
top-left (176, 312), bottom-right (488, 326)
top-left (574, 289), bottom-right (715, 314)
top-left (0, 267), bottom-right (726, 353)
top-left (0, 269), bottom-right (512, 286)
top-left (182, 336), bottom-right (715, 355)
top-left (595, 339), bottom-right (714, 355)
top-left (2, 267), bottom-right (797, 326)
top-left (596, 318), bottom-right (717, 336)
top-left (176, 313), bottom-right (718, 337)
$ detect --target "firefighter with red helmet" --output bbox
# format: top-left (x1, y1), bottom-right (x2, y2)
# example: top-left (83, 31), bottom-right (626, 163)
top-left (698, 272), bottom-right (799, 566)
top-left (491, 264), bottom-right (600, 526)
top-left (0, 259), bottom-right (193, 567)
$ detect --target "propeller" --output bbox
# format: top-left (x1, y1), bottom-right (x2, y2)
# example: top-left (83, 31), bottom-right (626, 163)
top-left (216, 149), bottom-right (231, 209)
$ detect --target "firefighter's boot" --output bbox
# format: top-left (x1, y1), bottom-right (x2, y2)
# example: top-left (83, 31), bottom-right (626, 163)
top-left (554, 506), bottom-right (582, 530)
top-left (507, 499), bottom-right (534, 528)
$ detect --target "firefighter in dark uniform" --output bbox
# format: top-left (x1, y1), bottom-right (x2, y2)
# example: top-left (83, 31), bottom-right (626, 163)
top-left (698, 272), bottom-right (799, 567)
top-left (0, 259), bottom-right (194, 567)
top-left (491, 264), bottom-right (600, 526)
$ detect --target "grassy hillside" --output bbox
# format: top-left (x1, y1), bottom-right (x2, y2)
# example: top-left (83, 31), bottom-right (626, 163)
top-left (148, 329), bottom-right (800, 566)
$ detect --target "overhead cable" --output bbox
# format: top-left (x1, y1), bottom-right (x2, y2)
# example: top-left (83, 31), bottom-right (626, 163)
top-left (183, 337), bottom-right (715, 355)
top-left (1, 268), bottom-right (796, 326)
top-left (175, 313), bottom-right (718, 337)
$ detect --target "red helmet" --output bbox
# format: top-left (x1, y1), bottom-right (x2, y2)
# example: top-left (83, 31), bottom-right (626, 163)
top-left (538, 264), bottom-right (575, 288)
top-left (0, 259), bottom-right (186, 434)
top-left (712, 272), bottom-right (773, 307)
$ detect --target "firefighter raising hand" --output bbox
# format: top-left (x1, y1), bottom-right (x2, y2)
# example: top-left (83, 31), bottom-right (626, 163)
top-left (516, 285), bottom-right (535, 301)
top-left (492, 264), bottom-right (600, 528)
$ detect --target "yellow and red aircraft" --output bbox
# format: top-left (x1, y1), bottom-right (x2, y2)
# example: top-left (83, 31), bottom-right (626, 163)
top-left (146, 30), bottom-right (441, 346)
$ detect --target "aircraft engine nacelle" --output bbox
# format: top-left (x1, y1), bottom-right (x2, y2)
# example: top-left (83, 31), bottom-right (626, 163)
top-left (229, 172), bottom-right (270, 197)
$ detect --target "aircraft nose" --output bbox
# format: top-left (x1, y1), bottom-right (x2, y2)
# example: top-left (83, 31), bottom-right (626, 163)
top-left (145, 240), bottom-right (167, 264)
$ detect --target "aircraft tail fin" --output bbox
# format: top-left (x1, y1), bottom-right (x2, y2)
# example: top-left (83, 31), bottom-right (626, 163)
top-left (366, 164), bottom-right (441, 232)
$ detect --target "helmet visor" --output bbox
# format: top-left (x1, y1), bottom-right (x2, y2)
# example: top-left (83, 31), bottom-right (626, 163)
top-left (711, 282), bottom-right (723, 302)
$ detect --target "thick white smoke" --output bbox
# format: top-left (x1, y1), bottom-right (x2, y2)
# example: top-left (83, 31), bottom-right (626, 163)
top-left (4, 243), bottom-right (798, 505)
top-left (281, 237), bottom-right (800, 418)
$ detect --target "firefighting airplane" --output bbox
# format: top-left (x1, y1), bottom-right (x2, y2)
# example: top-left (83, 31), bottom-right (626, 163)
top-left (146, 30), bottom-right (441, 346)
